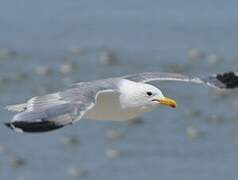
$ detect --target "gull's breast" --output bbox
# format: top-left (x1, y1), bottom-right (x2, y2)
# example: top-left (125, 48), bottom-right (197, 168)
top-left (84, 92), bottom-right (144, 121)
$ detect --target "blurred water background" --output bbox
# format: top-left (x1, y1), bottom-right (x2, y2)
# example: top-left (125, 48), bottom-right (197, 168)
top-left (1, 0), bottom-right (238, 179)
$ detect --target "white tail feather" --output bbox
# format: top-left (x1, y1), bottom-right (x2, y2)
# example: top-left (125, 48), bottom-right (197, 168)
top-left (5, 103), bottom-right (27, 112)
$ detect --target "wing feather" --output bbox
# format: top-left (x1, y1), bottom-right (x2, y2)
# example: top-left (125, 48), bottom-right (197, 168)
top-left (5, 80), bottom-right (117, 133)
top-left (124, 71), bottom-right (238, 89)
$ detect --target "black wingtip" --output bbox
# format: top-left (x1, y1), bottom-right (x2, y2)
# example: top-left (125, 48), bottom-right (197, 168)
top-left (216, 71), bottom-right (238, 89)
top-left (4, 121), bottom-right (64, 133)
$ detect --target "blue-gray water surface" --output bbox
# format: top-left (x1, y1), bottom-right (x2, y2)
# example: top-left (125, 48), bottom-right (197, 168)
top-left (1, 0), bottom-right (238, 179)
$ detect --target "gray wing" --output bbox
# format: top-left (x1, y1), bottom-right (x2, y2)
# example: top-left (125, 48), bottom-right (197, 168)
top-left (124, 71), bottom-right (238, 89)
top-left (5, 80), bottom-right (118, 133)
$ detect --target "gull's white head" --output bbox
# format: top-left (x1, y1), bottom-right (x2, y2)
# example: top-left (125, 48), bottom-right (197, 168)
top-left (119, 80), bottom-right (177, 110)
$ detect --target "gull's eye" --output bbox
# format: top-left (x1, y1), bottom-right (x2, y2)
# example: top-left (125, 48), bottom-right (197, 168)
top-left (146, 91), bottom-right (153, 96)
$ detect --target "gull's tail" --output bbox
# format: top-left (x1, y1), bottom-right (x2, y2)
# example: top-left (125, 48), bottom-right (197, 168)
top-left (4, 104), bottom-right (75, 133)
top-left (4, 93), bottom-right (76, 133)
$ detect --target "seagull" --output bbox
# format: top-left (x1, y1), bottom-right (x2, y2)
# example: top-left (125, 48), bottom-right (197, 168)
top-left (4, 71), bottom-right (238, 133)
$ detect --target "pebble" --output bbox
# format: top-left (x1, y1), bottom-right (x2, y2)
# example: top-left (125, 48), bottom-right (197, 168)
top-left (68, 167), bottom-right (87, 179)
top-left (59, 63), bottom-right (74, 74)
top-left (0, 144), bottom-right (7, 153)
top-left (207, 54), bottom-right (224, 64)
top-left (105, 148), bottom-right (123, 159)
top-left (35, 66), bottom-right (52, 76)
top-left (234, 137), bottom-right (238, 145)
top-left (188, 48), bottom-right (206, 61)
top-left (99, 51), bottom-right (117, 65)
top-left (32, 87), bottom-right (49, 95)
top-left (70, 47), bottom-right (82, 54)
top-left (106, 129), bottom-right (124, 140)
top-left (0, 76), bottom-right (8, 85)
top-left (206, 115), bottom-right (225, 124)
top-left (187, 110), bottom-right (202, 118)
top-left (17, 177), bottom-right (28, 180)
top-left (232, 101), bottom-right (238, 110)
top-left (0, 48), bottom-right (17, 59)
top-left (62, 77), bottom-right (74, 87)
top-left (128, 117), bottom-right (144, 125)
top-left (164, 63), bottom-right (188, 73)
top-left (61, 136), bottom-right (80, 146)
top-left (9, 156), bottom-right (26, 168)
top-left (211, 89), bottom-right (230, 100)
top-left (9, 72), bottom-right (29, 82)
top-left (186, 126), bottom-right (205, 139)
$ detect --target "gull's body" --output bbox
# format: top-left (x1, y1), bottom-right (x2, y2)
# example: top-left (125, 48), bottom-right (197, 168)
top-left (84, 80), bottom-right (157, 121)
top-left (5, 71), bottom-right (238, 133)
top-left (84, 90), bottom-right (143, 121)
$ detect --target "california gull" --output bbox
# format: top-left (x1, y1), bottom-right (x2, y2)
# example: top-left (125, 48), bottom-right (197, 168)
top-left (5, 71), bottom-right (238, 133)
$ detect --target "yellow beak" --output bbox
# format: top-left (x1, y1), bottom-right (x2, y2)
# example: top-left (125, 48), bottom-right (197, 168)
top-left (153, 97), bottom-right (177, 108)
